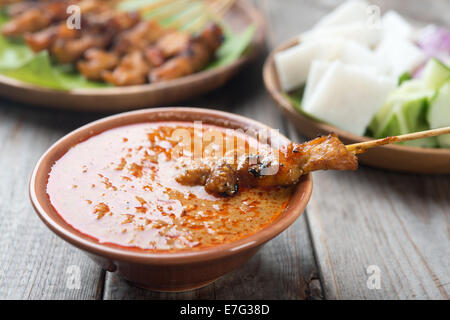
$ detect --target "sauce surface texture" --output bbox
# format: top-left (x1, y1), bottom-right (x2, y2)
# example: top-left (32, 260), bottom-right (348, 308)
top-left (47, 122), bottom-right (293, 251)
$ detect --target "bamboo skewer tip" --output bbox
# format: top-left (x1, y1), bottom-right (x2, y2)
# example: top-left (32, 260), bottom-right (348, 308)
top-left (345, 126), bottom-right (450, 154)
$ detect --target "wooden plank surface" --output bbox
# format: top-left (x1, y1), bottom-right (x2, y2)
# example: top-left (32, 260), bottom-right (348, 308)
top-left (0, 104), bottom-right (105, 299)
top-left (0, 0), bottom-right (449, 300)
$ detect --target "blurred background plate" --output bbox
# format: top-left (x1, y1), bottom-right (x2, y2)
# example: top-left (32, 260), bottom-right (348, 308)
top-left (263, 38), bottom-right (450, 174)
top-left (0, 0), bottom-right (265, 112)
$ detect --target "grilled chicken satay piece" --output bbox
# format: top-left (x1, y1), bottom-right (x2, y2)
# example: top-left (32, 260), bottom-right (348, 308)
top-left (154, 31), bottom-right (191, 58)
top-left (50, 35), bottom-right (102, 63)
top-left (142, 31), bottom-right (193, 67)
top-left (102, 50), bottom-right (150, 86)
top-left (77, 48), bottom-right (119, 80)
top-left (24, 23), bottom-right (77, 52)
top-left (176, 134), bottom-right (358, 196)
top-left (144, 47), bottom-right (166, 68)
top-left (4, 0), bottom-right (130, 55)
top-left (79, 17), bottom-right (167, 79)
top-left (2, 0), bottom-right (24, 5)
top-left (1, 1), bottom-right (72, 37)
top-left (6, 1), bottom-right (41, 17)
top-left (5, 0), bottom-right (112, 18)
top-left (106, 10), bottom-right (141, 31)
top-left (2, 8), bottom-right (54, 36)
top-left (94, 21), bottom-right (193, 84)
top-left (149, 23), bottom-right (223, 82)
top-left (49, 11), bottom-right (139, 64)
top-left (113, 20), bottom-right (166, 55)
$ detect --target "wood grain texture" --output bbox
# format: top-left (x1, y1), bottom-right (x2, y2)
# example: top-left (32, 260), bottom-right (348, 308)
top-left (288, 122), bottom-right (450, 300)
top-left (0, 104), bottom-right (106, 299)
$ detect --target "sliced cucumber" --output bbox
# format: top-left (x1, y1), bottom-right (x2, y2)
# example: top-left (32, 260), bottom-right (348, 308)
top-left (369, 82), bottom-right (434, 135)
top-left (400, 98), bottom-right (437, 147)
top-left (373, 101), bottom-right (402, 137)
top-left (372, 97), bottom-right (438, 148)
top-left (428, 81), bottom-right (450, 147)
top-left (368, 99), bottom-right (395, 135)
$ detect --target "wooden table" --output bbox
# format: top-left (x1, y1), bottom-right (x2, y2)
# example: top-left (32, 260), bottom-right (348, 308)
top-left (0, 0), bottom-right (449, 300)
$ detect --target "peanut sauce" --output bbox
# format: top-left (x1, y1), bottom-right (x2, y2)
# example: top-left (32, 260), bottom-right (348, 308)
top-left (47, 122), bottom-right (293, 251)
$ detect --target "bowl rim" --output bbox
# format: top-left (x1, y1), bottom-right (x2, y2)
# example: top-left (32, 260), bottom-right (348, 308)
top-left (263, 36), bottom-right (450, 157)
top-left (0, 0), bottom-right (266, 96)
top-left (29, 107), bottom-right (312, 265)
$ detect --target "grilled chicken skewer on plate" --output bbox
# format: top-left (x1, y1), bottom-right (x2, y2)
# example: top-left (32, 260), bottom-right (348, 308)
top-left (0, 0), bottom-right (225, 86)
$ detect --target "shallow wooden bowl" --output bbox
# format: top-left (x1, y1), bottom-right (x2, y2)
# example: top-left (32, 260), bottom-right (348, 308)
top-left (29, 107), bottom-right (312, 292)
top-left (0, 0), bottom-right (265, 112)
top-left (263, 38), bottom-right (450, 174)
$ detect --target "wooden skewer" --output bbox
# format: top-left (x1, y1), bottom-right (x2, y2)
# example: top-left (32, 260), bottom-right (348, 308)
top-left (183, 0), bottom-right (235, 32)
top-left (346, 127), bottom-right (450, 154)
top-left (136, 0), bottom-right (235, 32)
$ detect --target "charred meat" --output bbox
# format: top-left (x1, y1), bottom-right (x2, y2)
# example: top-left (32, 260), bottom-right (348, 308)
top-left (176, 134), bottom-right (358, 196)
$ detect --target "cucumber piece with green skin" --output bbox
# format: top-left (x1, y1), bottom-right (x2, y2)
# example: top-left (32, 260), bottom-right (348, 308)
top-left (400, 98), bottom-right (438, 147)
top-left (369, 84), bottom-right (435, 136)
top-left (368, 59), bottom-right (449, 148)
top-left (368, 99), bottom-right (395, 135)
top-left (428, 81), bottom-right (450, 147)
top-left (389, 80), bottom-right (435, 99)
top-left (373, 97), bottom-right (438, 148)
top-left (372, 101), bottom-right (401, 138)
top-left (422, 58), bottom-right (450, 90)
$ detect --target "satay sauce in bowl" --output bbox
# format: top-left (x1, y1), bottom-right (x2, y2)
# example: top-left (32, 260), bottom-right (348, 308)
top-left (30, 107), bottom-right (312, 291)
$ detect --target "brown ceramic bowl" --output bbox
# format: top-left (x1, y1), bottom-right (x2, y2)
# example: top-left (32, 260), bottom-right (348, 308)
top-left (29, 107), bottom-right (312, 292)
top-left (263, 38), bottom-right (450, 174)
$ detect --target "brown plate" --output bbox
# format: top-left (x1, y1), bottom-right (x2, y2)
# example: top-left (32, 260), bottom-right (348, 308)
top-left (29, 107), bottom-right (312, 292)
top-left (263, 38), bottom-right (450, 174)
top-left (0, 0), bottom-right (265, 112)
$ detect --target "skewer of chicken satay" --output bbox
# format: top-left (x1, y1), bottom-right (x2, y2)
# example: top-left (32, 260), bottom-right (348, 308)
top-left (176, 127), bottom-right (450, 196)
